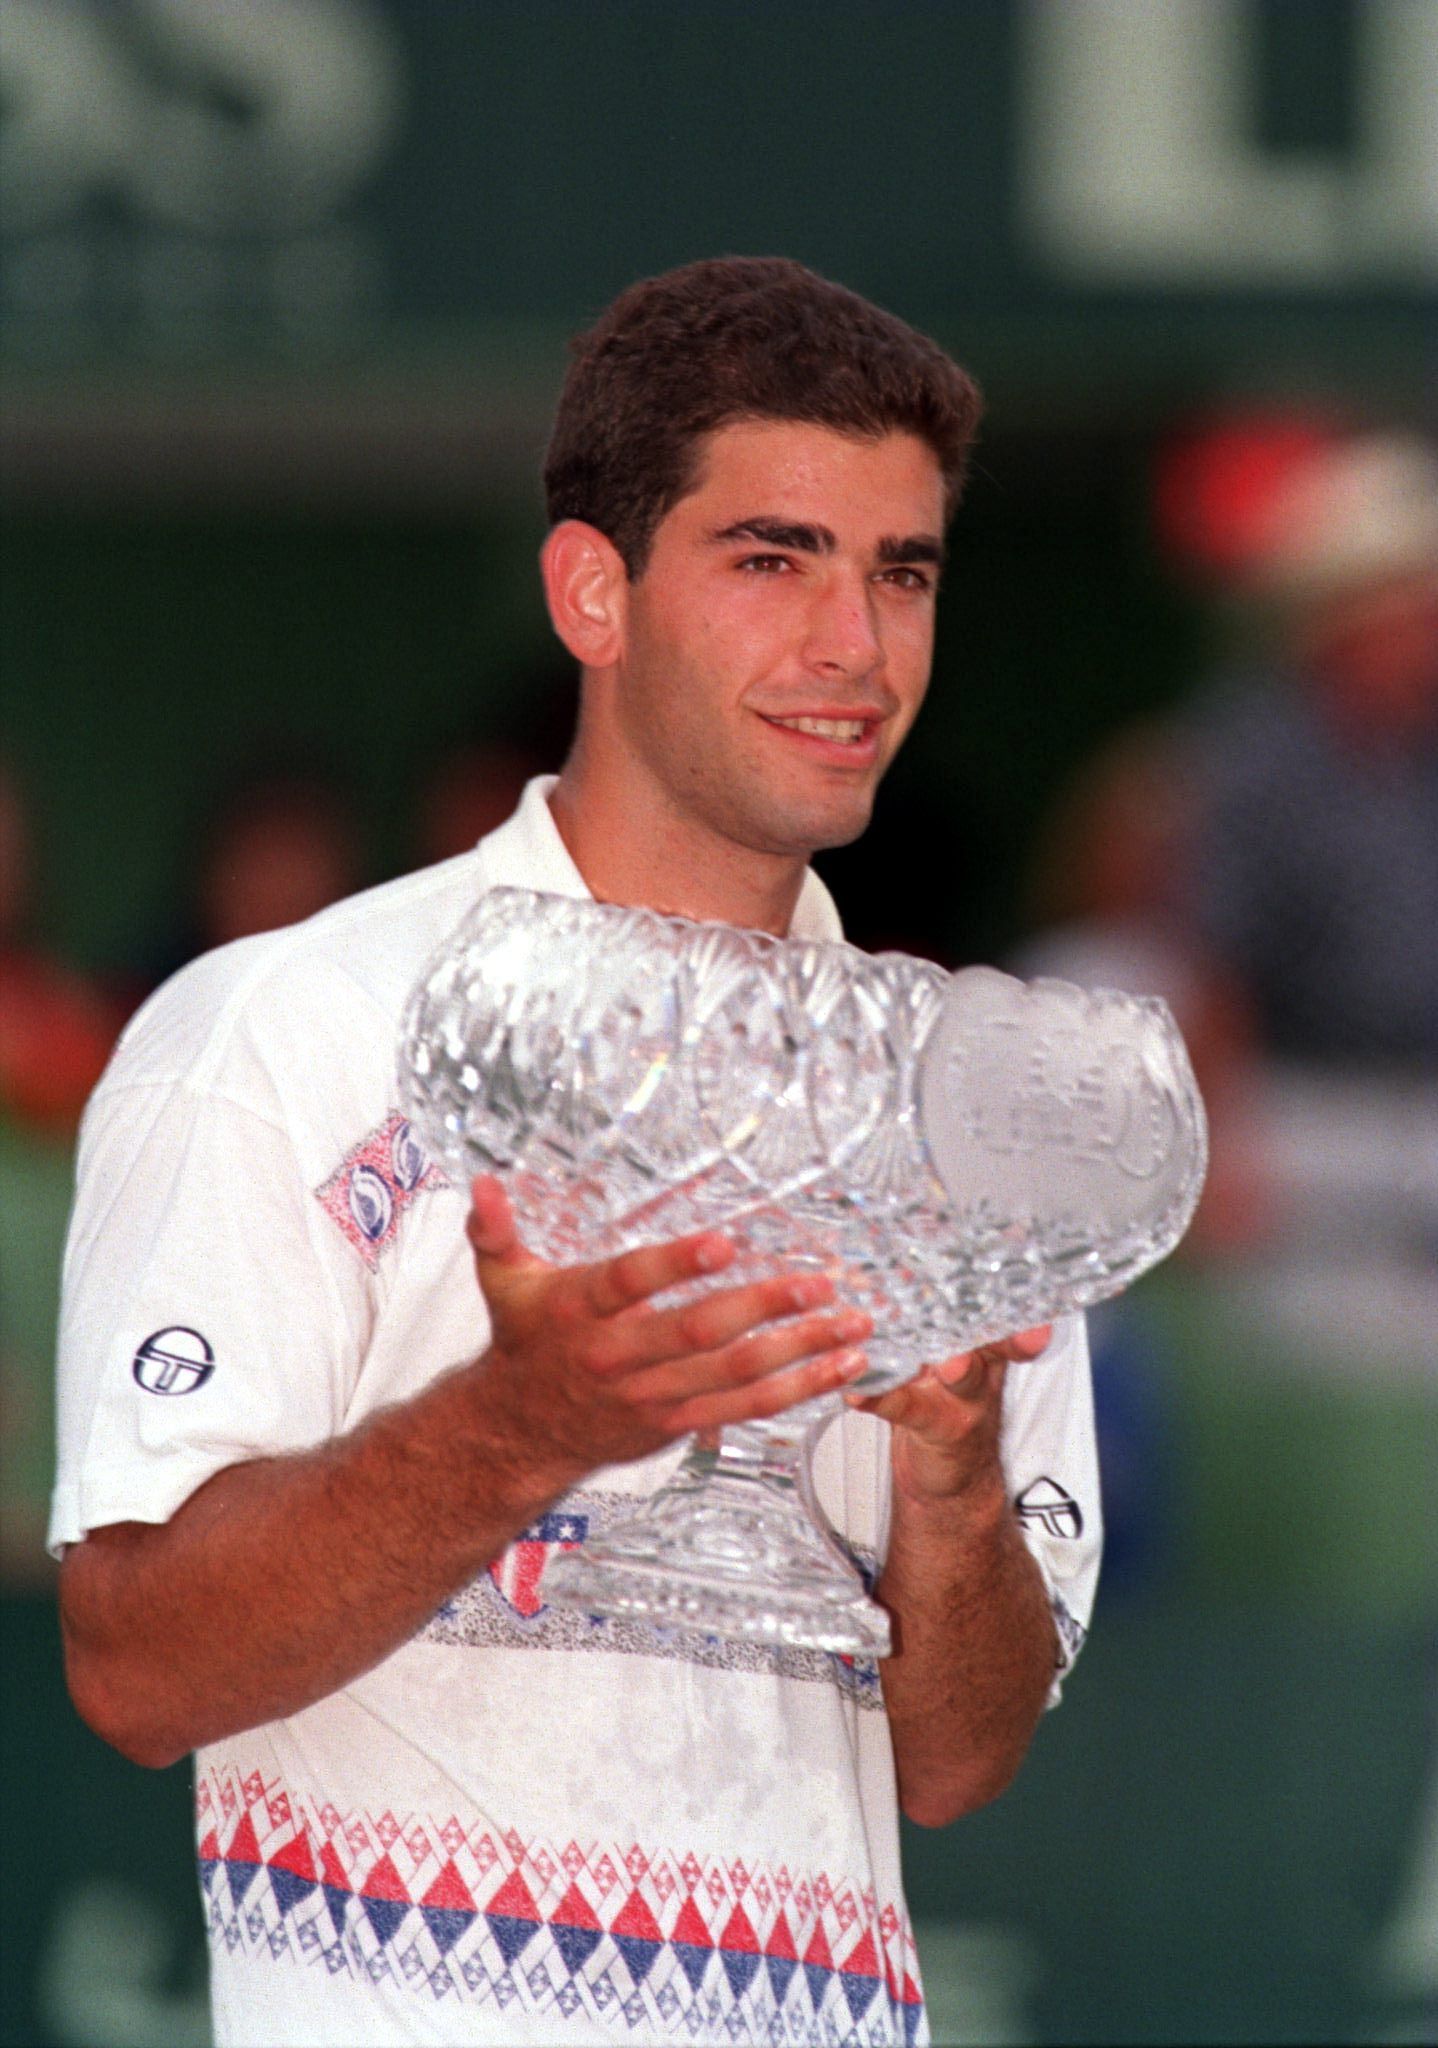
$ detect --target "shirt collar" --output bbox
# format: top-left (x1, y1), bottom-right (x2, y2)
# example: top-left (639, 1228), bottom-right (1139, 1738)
top-left (475, 775), bottom-right (844, 942)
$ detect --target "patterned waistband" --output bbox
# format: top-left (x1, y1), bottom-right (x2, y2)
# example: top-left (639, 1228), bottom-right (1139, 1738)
top-left (198, 1764), bottom-right (924, 2045)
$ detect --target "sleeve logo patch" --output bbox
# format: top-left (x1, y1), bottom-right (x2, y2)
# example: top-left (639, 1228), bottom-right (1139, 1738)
top-left (1015, 1475), bottom-right (1084, 1539)
top-left (133, 1326), bottom-right (215, 1396)
top-left (314, 1112), bottom-right (447, 1268)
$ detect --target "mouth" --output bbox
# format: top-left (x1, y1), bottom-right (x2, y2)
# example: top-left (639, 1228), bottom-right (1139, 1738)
top-left (761, 713), bottom-right (877, 748)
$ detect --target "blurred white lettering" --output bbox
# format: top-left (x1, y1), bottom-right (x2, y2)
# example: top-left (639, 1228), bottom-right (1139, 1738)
top-left (1024, 0), bottom-right (1438, 281)
top-left (0, 0), bottom-right (402, 349)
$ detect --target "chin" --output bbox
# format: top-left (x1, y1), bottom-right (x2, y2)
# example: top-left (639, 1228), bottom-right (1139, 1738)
top-left (756, 793), bottom-right (876, 858)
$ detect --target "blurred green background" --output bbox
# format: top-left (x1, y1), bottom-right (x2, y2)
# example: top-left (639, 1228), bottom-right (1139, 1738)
top-left (2, 4), bottom-right (1434, 2045)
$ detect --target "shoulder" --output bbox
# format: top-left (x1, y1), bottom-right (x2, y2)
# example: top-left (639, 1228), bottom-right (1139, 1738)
top-left (93, 852), bottom-right (489, 1123)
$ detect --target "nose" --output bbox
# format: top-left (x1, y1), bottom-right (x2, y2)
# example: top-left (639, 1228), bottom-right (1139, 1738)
top-left (801, 570), bottom-right (882, 679)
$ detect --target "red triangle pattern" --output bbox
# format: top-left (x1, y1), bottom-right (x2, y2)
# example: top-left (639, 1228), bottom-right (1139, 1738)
top-left (840, 1927), bottom-right (880, 1979)
top-left (421, 1860), bottom-right (476, 1914)
top-left (611, 1889), bottom-right (664, 1943)
top-left (552, 1881), bottom-right (602, 1932)
top-left (268, 1832), bottom-right (316, 1884)
top-left (720, 1903), bottom-right (760, 1955)
top-left (670, 1895), bottom-right (713, 1950)
top-left (765, 1910), bottom-right (798, 1962)
top-left (200, 1765), bottom-right (925, 2024)
top-left (226, 1813), bottom-right (261, 1865)
top-left (802, 1919), bottom-right (833, 1972)
top-left (484, 1867), bottom-right (540, 1921)
top-left (361, 1852), bottom-right (409, 1903)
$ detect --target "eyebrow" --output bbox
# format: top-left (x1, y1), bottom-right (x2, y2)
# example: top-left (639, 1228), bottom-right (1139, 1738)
top-left (709, 517), bottom-right (945, 567)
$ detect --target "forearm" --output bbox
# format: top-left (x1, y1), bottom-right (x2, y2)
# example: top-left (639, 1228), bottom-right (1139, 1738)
top-left (877, 1469), bottom-right (1057, 1827)
top-left (59, 1354), bottom-right (579, 1769)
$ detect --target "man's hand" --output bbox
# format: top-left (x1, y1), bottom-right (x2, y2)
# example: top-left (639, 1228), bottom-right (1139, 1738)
top-left (467, 1175), bottom-right (874, 1490)
top-left (59, 1174), bottom-right (875, 1770)
top-left (848, 1325), bottom-right (1052, 1505)
top-left (858, 1324), bottom-right (1060, 1827)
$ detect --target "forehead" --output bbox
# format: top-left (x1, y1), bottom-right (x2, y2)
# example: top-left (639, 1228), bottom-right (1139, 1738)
top-left (674, 418), bottom-right (945, 535)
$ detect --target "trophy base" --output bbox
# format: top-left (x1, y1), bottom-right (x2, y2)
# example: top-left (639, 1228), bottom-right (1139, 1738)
top-left (541, 1439), bottom-right (891, 1659)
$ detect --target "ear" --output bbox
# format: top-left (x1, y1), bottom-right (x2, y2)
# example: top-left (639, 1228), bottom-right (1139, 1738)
top-left (539, 521), bottom-right (628, 670)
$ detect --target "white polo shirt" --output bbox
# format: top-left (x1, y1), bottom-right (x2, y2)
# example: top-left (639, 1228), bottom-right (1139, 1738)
top-left (53, 777), bottom-right (1101, 2048)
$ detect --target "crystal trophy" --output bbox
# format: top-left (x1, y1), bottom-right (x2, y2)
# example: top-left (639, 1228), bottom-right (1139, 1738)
top-left (399, 888), bottom-right (1207, 1656)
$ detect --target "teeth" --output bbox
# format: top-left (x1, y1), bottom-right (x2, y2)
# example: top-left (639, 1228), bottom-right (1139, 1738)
top-left (771, 717), bottom-right (866, 742)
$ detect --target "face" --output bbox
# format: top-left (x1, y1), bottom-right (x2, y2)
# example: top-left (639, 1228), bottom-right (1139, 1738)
top-left (606, 418), bottom-right (945, 861)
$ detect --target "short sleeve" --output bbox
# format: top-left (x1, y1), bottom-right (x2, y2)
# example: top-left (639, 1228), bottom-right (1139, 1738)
top-left (999, 1313), bottom-right (1103, 1704)
top-left (49, 1075), bottom-right (369, 1555)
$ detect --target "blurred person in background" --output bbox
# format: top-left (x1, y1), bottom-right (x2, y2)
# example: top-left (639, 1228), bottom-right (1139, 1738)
top-left (142, 755), bottom-right (366, 992)
top-left (0, 760), bottom-right (125, 1580)
top-left (1014, 725), bottom-right (1270, 1596)
top-left (47, 259), bottom-right (1100, 2048)
top-left (0, 758), bottom-right (124, 1136)
top-left (413, 657), bottom-right (577, 869)
top-left (1175, 430), bottom-right (1438, 1360)
top-left (1180, 431), bottom-right (1438, 1070)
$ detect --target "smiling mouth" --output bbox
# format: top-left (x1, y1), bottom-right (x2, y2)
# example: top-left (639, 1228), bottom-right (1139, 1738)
top-left (764, 715), bottom-right (871, 744)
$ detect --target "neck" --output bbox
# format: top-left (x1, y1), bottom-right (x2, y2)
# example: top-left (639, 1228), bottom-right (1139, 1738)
top-left (548, 753), bottom-right (809, 937)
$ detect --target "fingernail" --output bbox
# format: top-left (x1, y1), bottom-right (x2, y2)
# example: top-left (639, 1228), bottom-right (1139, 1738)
top-left (834, 1309), bottom-right (873, 1342)
top-left (788, 1275), bottom-right (831, 1308)
top-left (694, 1236), bottom-right (731, 1272)
top-left (832, 1349), bottom-right (869, 1381)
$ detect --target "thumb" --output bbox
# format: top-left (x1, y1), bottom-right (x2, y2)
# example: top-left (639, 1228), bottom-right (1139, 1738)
top-left (466, 1174), bottom-right (538, 1280)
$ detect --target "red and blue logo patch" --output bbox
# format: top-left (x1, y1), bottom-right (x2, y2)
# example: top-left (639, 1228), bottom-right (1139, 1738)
top-left (488, 1512), bottom-right (588, 1620)
top-left (315, 1113), bottom-right (446, 1268)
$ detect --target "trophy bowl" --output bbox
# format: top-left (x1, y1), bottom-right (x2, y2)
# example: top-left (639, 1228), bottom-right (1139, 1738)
top-left (399, 888), bottom-right (1207, 1656)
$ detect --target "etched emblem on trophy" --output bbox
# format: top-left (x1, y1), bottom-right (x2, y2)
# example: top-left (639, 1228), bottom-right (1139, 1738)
top-left (400, 889), bottom-right (1207, 1656)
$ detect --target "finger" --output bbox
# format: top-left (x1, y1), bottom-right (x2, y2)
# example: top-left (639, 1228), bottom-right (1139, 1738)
top-left (670, 1343), bottom-right (871, 1436)
top-left (466, 1176), bottom-right (537, 1273)
top-left (929, 1351), bottom-right (990, 1393)
top-left (602, 1268), bottom-right (839, 1372)
top-left (999, 1323), bottom-right (1053, 1362)
top-left (624, 1304), bottom-right (872, 1404)
top-left (581, 1230), bottom-right (737, 1317)
top-left (850, 1367), bottom-right (972, 1427)
top-left (927, 1323), bottom-right (1053, 1390)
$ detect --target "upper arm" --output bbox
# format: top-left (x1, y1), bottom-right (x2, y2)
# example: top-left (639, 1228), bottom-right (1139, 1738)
top-left (52, 1073), bottom-right (365, 1560)
top-left (1000, 1314), bottom-right (1103, 1698)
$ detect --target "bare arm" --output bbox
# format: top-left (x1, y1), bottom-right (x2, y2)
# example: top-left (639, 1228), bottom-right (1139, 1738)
top-left (60, 1177), bottom-right (872, 1769)
top-left (855, 1329), bottom-right (1058, 1828)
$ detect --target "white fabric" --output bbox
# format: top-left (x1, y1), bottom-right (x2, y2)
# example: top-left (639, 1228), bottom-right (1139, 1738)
top-left (53, 776), bottom-right (1101, 2047)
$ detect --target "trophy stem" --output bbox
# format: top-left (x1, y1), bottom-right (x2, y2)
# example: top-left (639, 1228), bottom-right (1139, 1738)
top-left (541, 1421), bottom-right (892, 1658)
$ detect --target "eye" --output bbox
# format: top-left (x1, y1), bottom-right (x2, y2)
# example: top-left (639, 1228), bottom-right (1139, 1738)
top-left (737, 553), bottom-right (796, 574)
top-left (877, 565), bottom-right (935, 594)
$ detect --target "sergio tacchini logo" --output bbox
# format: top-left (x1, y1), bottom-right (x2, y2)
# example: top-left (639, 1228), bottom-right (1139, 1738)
top-left (132, 1326), bottom-right (215, 1396)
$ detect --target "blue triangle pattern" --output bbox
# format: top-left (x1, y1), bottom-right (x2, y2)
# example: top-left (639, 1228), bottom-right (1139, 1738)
top-left (672, 1941), bottom-right (712, 1994)
top-left (553, 1921), bottom-right (604, 1975)
top-left (198, 1859), bottom-right (217, 1896)
top-left (421, 1905), bottom-right (475, 1957)
top-left (841, 1969), bottom-right (881, 2021)
top-left (268, 1866), bottom-right (317, 1917)
top-left (323, 1885), bottom-right (349, 1937)
top-left (613, 1933), bottom-right (661, 1985)
top-left (903, 1992), bottom-right (925, 2045)
top-left (359, 1893), bottom-right (408, 1947)
top-left (486, 1912), bottom-right (540, 1968)
top-left (227, 1859), bottom-right (261, 1907)
top-left (720, 1947), bottom-right (761, 1999)
top-left (766, 1953), bottom-right (797, 2004)
top-left (804, 1961), bottom-right (832, 2010)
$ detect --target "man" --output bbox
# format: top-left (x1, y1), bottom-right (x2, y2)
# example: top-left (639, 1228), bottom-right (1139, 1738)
top-left (1181, 431), bottom-right (1438, 1066)
top-left (53, 259), bottom-right (1100, 2047)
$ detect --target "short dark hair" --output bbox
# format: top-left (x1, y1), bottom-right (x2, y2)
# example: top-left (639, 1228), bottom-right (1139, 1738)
top-left (543, 256), bottom-right (983, 577)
